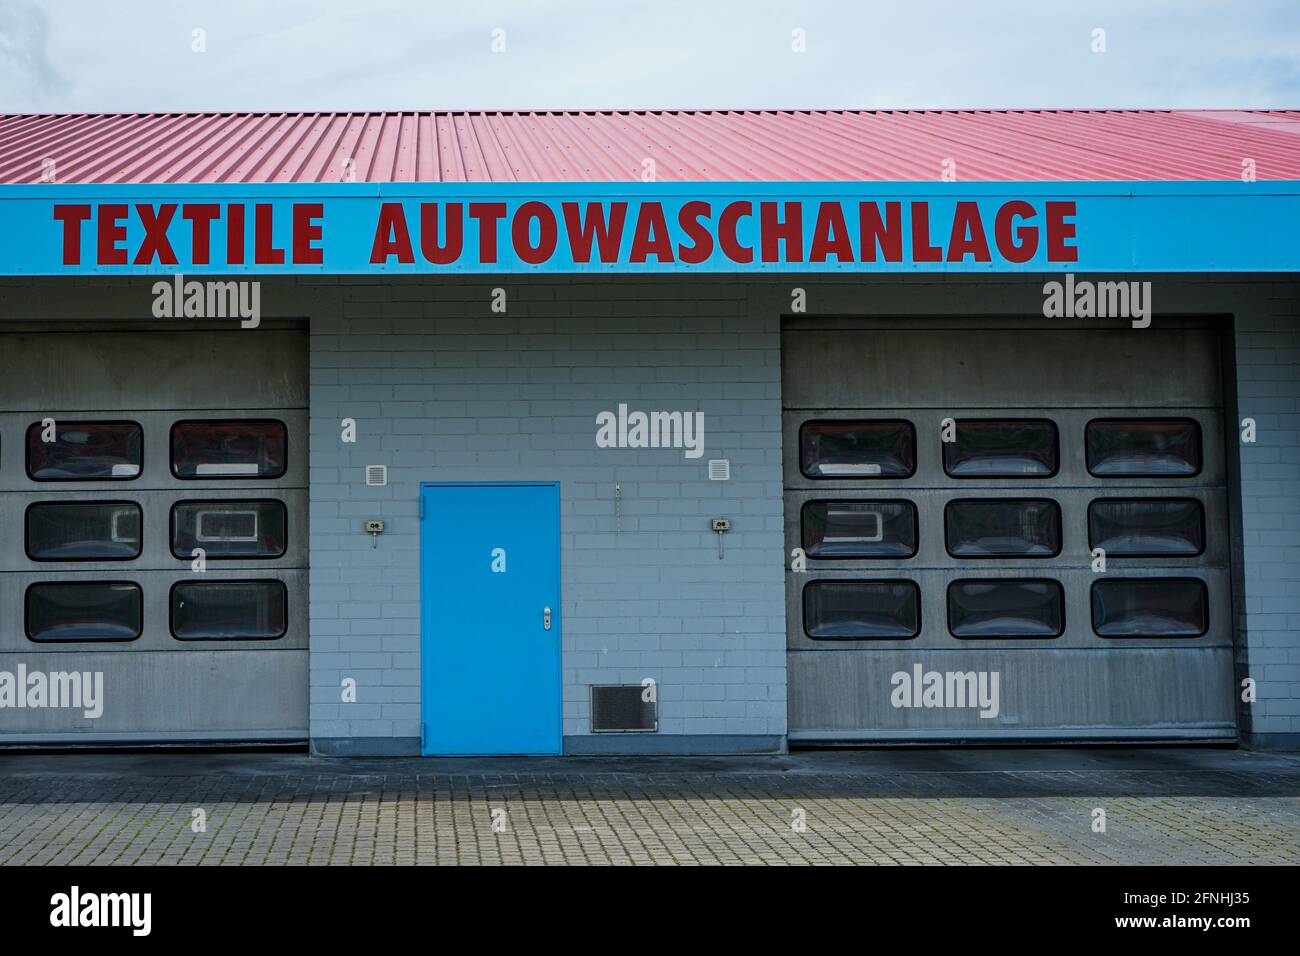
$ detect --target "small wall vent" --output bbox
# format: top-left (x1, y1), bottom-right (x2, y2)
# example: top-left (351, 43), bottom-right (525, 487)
top-left (708, 459), bottom-right (731, 481)
top-left (591, 684), bottom-right (658, 733)
top-left (365, 464), bottom-right (388, 486)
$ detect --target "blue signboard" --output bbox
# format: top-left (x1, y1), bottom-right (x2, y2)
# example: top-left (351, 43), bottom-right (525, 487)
top-left (0, 180), bottom-right (1295, 275)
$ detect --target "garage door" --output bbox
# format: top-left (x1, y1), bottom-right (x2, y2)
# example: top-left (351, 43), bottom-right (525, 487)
top-left (0, 325), bottom-right (308, 743)
top-left (783, 317), bottom-right (1235, 743)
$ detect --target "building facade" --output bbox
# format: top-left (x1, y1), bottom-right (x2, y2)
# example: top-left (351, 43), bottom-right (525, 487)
top-left (0, 110), bottom-right (1297, 754)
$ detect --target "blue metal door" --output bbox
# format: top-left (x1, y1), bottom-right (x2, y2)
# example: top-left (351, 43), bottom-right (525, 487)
top-left (419, 482), bottom-right (561, 755)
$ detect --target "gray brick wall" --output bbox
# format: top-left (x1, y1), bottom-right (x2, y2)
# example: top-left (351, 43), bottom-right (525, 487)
top-left (289, 273), bottom-right (1300, 752)
top-left (307, 279), bottom-right (787, 750)
top-left (3, 273), bottom-right (1293, 752)
top-left (1233, 287), bottom-right (1300, 746)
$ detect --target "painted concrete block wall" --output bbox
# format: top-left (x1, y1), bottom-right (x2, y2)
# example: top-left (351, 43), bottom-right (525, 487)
top-left (307, 279), bottom-right (786, 754)
top-left (1233, 285), bottom-right (1300, 749)
top-left (2, 273), bottom-right (1293, 752)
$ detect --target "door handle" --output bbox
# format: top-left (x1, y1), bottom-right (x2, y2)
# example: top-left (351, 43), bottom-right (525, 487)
top-left (543, 607), bottom-right (552, 630)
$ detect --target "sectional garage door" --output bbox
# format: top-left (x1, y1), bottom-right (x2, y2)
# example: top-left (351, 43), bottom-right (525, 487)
top-left (0, 325), bottom-right (308, 743)
top-left (783, 317), bottom-right (1235, 743)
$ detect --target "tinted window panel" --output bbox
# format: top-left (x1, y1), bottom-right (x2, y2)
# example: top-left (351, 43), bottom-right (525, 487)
top-left (943, 419), bottom-right (1058, 478)
top-left (803, 580), bottom-right (920, 640)
top-left (1088, 499), bottom-right (1205, 557)
top-left (171, 581), bottom-right (288, 640)
top-left (26, 502), bottom-right (142, 561)
top-left (947, 580), bottom-right (1064, 638)
top-left (171, 500), bottom-right (287, 559)
top-left (1086, 419), bottom-right (1202, 477)
top-left (945, 499), bottom-right (1061, 558)
top-left (1091, 578), bottom-right (1208, 637)
top-left (26, 421), bottom-right (142, 480)
top-left (171, 420), bottom-right (287, 479)
top-left (801, 500), bottom-right (917, 558)
top-left (800, 420), bottom-right (915, 478)
top-left (26, 582), bottom-right (142, 642)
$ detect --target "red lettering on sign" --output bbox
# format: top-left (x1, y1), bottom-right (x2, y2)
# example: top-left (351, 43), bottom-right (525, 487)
top-left (46, 195), bottom-right (1085, 271)
top-left (910, 203), bottom-right (942, 262)
top-left (468, 203), bottom-right (507, 263)
top-left (676, 201), bottom-right (713, 265)
top-left (293, 203), bottom-right (324, 265)
top-left (629, 202), bottom-right (674, 263)
top-left (562, 202), bottom-right (627, 264)
top-left (810, 202), bottom-right (854, 263)
top-left (96, 204), bottom-right (128, 265)
top-left (1045, 201), bottom-right (1079, 262)
top-left (946, 201), bottom-right (991, 262)
top-left (182, 204), bottom-right (220, 265)
top-left (227, 204), bottom-right (246, 264)
top-left (760, 202), bottom-right (803, 263)
top-left (52, 204), bottom-right (91, 265)
top-left (370, 203), bottom-right (414, 264)
top-left (718, 201), bottom-right (753, 264)
top-left (859, 202), bottom-right (902, 262)
top-left (513, 201), bottom-right (558, 265)
top-left (994, 200), bottom-right (1038, 263)
top-left (254, 204), bottom-right (285, 264)
top-left (419, 203), bottom-right (463, 265)
top-left (133, 204), bottom-right (178, 265)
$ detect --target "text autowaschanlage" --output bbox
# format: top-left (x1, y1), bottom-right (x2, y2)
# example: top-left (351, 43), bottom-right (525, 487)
top-left (50, 199), bottom-right (1080, 268)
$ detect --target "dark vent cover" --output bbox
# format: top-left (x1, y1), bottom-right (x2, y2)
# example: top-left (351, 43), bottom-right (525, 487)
top-left (591, 685), bottom-right (658, 733)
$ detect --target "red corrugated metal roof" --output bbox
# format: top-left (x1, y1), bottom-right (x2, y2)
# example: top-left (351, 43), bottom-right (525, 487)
top-left (0, 110), bottom-right (1297, 184)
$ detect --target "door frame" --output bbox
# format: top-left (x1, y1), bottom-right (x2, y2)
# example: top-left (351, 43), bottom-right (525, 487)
top-left (417, 481), bottom-right (563, 756)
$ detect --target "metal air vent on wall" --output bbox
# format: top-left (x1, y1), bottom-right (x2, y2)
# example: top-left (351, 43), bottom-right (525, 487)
top-left (365, 464), bottom-right (388, 486)
top-left (590, 684), bottom-right (658, 733)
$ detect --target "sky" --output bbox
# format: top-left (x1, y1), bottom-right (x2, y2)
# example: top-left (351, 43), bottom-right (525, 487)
top-left (1, 0), bottom-right (1298, 113)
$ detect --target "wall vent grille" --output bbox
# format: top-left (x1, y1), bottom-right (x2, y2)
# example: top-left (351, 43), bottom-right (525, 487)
top-left (591, 684), bottom-right (658, 733)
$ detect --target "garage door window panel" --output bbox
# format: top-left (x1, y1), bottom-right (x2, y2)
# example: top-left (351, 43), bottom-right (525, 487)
top-left (1091, 578), bottom-right (1208, 637)
top-left (26, 582), bottom-right (142, 643)
top-left (1088, 499), bottom-right (1205, 557)
top-left (945, 499), bottom-right (1061, 558)
top-left (26, 501), bottom-right (142, 561)
top-left (801, 500), bottom-right (918, 558)
top-left (26, 421), bottom-right (142, 481)
top-left (943, 419), bottom-right (1059, 478)
top-left (171, 500), bottom-right (287, 559)
top-left (947, 580), bottom-right (1064, 638)
top-left (1086, 418), bottom-right (1202, 477)
top-left (171, 420), bottom-right (287, 479)
top-left (803, 580), bottom-right (920, 640)
top-left (799, 420), bottom-right (916, 478)
top-left (170, 580), bottom-right (288, 640)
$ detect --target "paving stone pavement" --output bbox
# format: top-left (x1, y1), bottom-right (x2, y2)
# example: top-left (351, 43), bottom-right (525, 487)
top-left (0, 750), bottom-right (1297, 865)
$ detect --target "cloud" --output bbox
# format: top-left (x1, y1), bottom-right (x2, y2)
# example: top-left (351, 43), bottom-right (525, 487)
top-left (4, 0), bottom-right (1299, 112)
top-left (0, 0), bottom-right (69, 111)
